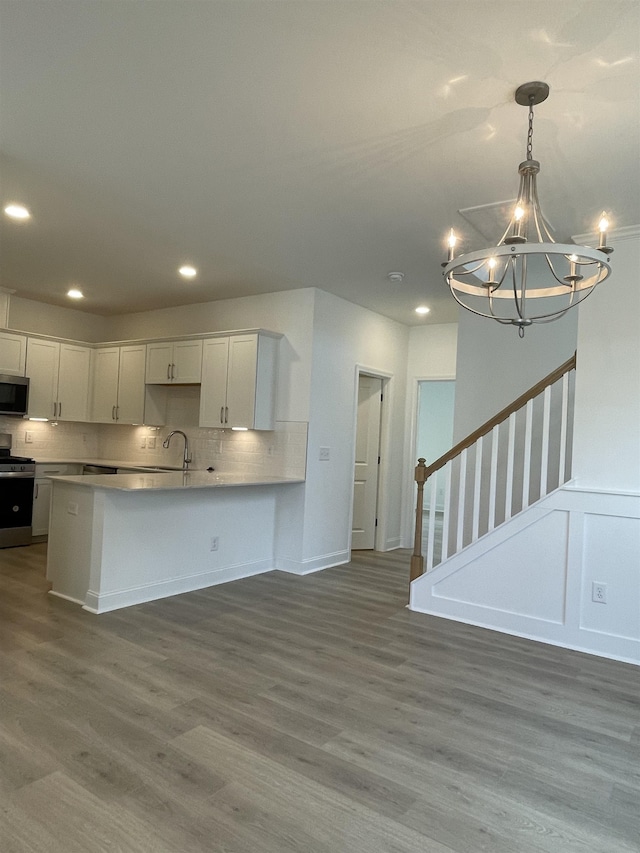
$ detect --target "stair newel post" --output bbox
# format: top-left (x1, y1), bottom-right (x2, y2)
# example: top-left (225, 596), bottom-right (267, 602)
top-left (410, 458), bottom-right (427, 583)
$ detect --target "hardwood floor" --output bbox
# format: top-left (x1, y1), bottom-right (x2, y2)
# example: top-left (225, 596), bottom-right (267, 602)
top-left (1, 543), bottom-right (639, 852)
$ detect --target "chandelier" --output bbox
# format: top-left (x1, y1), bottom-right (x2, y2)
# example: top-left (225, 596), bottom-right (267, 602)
top-left (442, 82), bottom-right (613, 337)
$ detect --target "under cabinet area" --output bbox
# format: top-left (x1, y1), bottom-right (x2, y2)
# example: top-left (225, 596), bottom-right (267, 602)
top-left (26, 339), bottom-right (91, 421)
top-left (0, 331), bottom-right (27, 376)
top-left (91, 344), bottom-right (147, 424)
top-left (145, 339), bottom-right (202, 384)
top-left (199, 333), bottom-right (278, 430)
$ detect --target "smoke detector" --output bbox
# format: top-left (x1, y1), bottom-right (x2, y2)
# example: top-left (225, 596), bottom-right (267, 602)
top-left (387, 272), bottom-right (405, 283)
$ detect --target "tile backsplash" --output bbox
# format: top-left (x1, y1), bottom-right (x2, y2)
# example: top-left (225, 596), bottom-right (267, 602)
top-left (1, 398), bottom-right (307, 480)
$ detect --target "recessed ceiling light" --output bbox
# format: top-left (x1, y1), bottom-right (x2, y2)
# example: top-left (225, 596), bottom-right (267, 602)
top-left (4, 203), bottom-right (31, 220)
top-left (387, 272), bottom-right (405, 283)
top-left (415, 305), bottom-right (430, 315)
top-left (179, 265), bottom-right (197, 278)
top-left (67, 288), bottom-right (84, 299)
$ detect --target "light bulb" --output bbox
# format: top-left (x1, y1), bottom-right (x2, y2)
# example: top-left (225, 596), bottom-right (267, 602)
top-left (179, 265), bottom-right (197, 278)
top-left (514, 205), bottom-right (525, 221)
top-left (446, 229), bottom-right (457, 261)
top-left (598, 212), bottom-right (609, 249)
top-left (4, 203), bottom-right (31, 220)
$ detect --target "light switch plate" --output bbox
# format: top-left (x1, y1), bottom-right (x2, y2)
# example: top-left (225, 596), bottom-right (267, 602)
top-left (319, 447), bottom-right (330, 461)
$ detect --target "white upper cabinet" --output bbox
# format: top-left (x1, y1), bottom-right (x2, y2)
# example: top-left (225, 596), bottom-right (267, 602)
top-left (145, 339), bottom-right (202, 384)
top-left (91, 344), bottom-right (146, 424)
top-left (199, 333), bottom-right (278, 430)
top-left (0, 332), bottom-right (27, 376)
top-left (26, 339), bottom-right (91, 421)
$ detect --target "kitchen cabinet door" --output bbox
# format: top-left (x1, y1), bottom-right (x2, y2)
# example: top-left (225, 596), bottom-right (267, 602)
top-left (117, 345), bottom-right (146, 423)
top-left (172, 339), bottom-right (202, 383)
top-left (0, 332), bottom-right (27, 376)
top-left (226, 335), bottom-right (259, 428)
top-left (199, 333), bottom-right (277, 430)
top-left (57, 344), bottom-right (91, 422)
top-left (26, 339), bottom-right (60, 419)
top-left (145, 342), bottom-right (174, 384)
top-left (199, 337), bottom-right (229, 427)
top-left (145, 340), bottom-right (202, 384)
top-left (91, 347), bottom-right (120, 423)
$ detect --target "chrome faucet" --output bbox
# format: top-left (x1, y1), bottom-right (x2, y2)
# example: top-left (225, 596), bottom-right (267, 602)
top-left (162, 430), bottom-right (192, 471)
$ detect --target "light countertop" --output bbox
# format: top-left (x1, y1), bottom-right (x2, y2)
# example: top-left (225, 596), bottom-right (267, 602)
top-left (50, 470), bottom-right (304, 491)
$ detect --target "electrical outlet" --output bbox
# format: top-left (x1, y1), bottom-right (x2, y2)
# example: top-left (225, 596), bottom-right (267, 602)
top-left (592, 582), bottom-right (607, 604)
top-left (25, 431), bottom-right (33, 443)
top-left (82, 433), bottom-right (87, 444)
top-left (147, 436), bottom-right (156, 449)
top-left (140, 437), bottom-right (146, 449)
top-left (319, 447), bottom-right (330, 461)
top-left (67, 502), bottom-right (79, 516)
top-left (210, 536), bottom-right (219, 551)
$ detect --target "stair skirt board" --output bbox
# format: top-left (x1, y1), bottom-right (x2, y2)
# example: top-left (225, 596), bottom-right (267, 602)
top-left (410, 485), bottom-right (640, 666)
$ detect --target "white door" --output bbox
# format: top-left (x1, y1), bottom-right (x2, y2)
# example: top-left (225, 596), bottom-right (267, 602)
top-left (352, 375), bottom-right (383, 550)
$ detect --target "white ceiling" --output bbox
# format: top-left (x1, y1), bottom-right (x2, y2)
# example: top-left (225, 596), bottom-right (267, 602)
top-left (1, 1), bottom-right (638, 326)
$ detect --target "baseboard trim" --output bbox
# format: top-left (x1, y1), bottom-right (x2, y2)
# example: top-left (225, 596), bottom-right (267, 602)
top-left (82, 559), bottom-right (274, 614)
top-left (48, 589), bottom-right (84, 606)
top-left (276, 550), bottom-right (350, 575)
top-left (410, 606), bottom-right (640, 667)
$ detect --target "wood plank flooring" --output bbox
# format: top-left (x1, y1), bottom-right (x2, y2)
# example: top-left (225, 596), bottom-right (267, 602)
top-left (1, 543), bottom-right (639, 852)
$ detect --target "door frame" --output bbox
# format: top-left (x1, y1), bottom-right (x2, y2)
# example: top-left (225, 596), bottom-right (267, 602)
top-left (349, 365), bottom-right (393, 553)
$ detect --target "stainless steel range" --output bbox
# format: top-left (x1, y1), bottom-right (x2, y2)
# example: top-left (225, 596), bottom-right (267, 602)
top-left (0, 433), bottom-right (35, 547)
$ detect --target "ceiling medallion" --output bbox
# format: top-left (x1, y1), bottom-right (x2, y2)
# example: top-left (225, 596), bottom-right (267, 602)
top-left (442, 82), bottom-right (613, 337)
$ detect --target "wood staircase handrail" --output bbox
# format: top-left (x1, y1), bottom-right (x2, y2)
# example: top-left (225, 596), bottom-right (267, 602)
top-left (422, 353), bottom-right (576, 480)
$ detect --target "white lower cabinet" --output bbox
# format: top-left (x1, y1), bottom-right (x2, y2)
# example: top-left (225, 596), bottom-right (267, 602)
top-left (199, 333), bottom-right (278, 430)
top-left (32, 463), bottom-right (82, 537)
top-left (26, 339), bottom-right (91, 421)
top-left (91, 344), bottom-right (146, 424)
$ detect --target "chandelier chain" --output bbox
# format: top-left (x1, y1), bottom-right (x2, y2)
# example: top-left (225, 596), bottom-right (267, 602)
top-left (527, 96), bottom-right (535, 160)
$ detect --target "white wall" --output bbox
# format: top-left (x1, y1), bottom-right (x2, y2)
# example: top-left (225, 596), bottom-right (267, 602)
top-left (452, 305), bottom-right (577, 442)
top-left (280, 289), bottom-right (410, 571)
top-left (572, 228), bottom-right (640, 492)
top-left (9, 295), bottom-right (112, 342)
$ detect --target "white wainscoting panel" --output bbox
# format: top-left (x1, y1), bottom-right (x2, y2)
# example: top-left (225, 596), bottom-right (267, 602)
top-left (410, 484), bottom-right (640, 665)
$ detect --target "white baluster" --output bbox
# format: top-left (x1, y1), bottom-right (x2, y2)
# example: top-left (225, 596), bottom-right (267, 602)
top-left (488, 424), bottom-right (499, 532)
top-left (456, 448), bottom-right (467, 552)
top-left (441, 461), bottom-right (452, 561)
top-left (558, 371), bottom-right (569, 486)
top-left (522, 399), bottom-right (533, 510)
top-left (426, 473), bottom-right (437, 571)
top-left (540, 385), bottom-right (551, 499)
top-left (505, 412), bottom-right (516, 521)
top-left (472, 436), bottom-right (483, 542)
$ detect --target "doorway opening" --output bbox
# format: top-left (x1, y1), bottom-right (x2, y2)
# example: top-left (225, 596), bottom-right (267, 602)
top-left (415, 379), bottom-right (455, 555)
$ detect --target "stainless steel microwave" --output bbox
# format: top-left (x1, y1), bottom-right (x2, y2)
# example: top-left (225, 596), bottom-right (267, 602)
top-left (0, 374), bottom-right (29, 416)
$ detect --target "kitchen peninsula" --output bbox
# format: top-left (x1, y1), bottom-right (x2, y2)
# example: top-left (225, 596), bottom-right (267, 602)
top-left (46, 470), bottom-right (303, 613)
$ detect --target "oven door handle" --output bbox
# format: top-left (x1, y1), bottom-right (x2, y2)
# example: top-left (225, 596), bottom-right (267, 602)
top-left (0, 472), bottom-right (36, 479)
